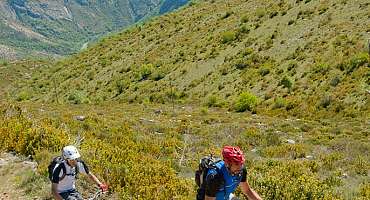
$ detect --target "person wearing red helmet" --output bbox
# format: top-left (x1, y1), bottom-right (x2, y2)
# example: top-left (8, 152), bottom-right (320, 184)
top-left (51, 145), bottom-right (108, 200)
top-left (202, 146), bottom-right (262, 200)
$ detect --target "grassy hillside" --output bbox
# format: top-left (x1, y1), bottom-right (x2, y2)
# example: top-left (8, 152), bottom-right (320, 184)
top-left (0, 59), bottom-right (48, 102)
top-left (12, 0), bottom-right (369, 120)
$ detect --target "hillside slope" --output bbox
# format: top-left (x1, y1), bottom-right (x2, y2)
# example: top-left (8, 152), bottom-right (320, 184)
top-left (13, 0), bottom-right (369, 119)
top-left (0, 0), bottom-right (189, 59)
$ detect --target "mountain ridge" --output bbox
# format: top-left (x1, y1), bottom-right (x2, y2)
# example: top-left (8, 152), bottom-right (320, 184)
top-left (0, 0), bottom-right (189, 59)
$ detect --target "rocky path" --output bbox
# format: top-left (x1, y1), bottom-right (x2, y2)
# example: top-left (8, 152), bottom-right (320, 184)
top-left (0, 153), bottom-right (37, 200)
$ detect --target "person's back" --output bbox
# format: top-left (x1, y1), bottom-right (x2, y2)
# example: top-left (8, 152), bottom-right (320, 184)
top-left (197, 146), bottom-right (262, 200)
top-left (205, 160), bottom-right (247, 200)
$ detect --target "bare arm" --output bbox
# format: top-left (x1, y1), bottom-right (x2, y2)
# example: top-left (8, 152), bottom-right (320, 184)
top-left (51, 183), bottom-right (63, 200)
top-left (205, 195), bottom-right (216, 200)
top-left (87, 172), bottom-right (103, 186)
top-left (240, 181), bottom-right (262, 200)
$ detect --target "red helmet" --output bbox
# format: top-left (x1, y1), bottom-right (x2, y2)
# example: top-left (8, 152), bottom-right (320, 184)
top-left (222, 146), bottom-right (245, 165)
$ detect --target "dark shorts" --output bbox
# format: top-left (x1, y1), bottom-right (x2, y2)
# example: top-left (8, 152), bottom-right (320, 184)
top-left (59, 189), bottom-right (83, 200)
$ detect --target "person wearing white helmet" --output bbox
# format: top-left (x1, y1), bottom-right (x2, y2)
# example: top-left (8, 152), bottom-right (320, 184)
top-left (51, 145), bottom-right (108, 200)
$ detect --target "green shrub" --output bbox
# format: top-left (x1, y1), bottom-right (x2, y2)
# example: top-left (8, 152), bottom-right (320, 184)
top-left (259, 62), bottom-right (272, 76)
top-left (359, 182), bottom-right (370, 198)
top-left (238, 25), bottom-right (250, 34)
top-left (347, 52), bottom-right (369, 73)
top-left (221, 11), bottom-right (233, 19)
top-left (279, 76), bottom-right (293, 89)
top-left (152, 72), bottom-right (165, 81)
top-left (137, 64), bottom-right (154, 81)
top-left (313, 63), bottom-right (331, 74)
top-left (68, 90), bottom-right (90, 104)
top-left (240, 15), bottom-right (249, 23)
top-left (243, 48), bottom-right (254, 56)
top-left (205, 95), bottom-right (220, 107)
top-left (115, 79), bottom-right (127, 94)
top-left (221, 31), bottom-right (237, 43)
top-left (234, 92), bottom-right (258, 112)
top-left (318, 95), bottom-right (332, 109)
top-left (234, 59), bottom-right (249, 70)
top-left (249, 161), bottom-right (335, 199)
top-left (16, 90), bottom-right (31, 101)
top-left (256, 8), bottom-right (266, 18)
top-left (86, 70), bottom-right (95, 80)
top-left (273, 97), bottom-right (286, 109)
top-left (330, 75), bottom-right (341, 87)
top-left (354, 155), bottom-right (369, 175)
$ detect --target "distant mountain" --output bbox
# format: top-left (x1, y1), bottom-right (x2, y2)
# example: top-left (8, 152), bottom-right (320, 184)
top-left (0, 0), bottom-right (189, 59)
top-left (159, 0), bottom-right (188, 14)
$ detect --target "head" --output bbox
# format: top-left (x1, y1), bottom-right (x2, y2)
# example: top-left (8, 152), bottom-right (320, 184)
top-left (222, 146), bottom-right (245, 176)
top-left (62, 145), bottom-right (80, 167)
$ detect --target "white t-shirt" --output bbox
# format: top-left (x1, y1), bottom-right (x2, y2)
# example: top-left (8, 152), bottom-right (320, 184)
top-left (51, 160), bottom-right (89, 193)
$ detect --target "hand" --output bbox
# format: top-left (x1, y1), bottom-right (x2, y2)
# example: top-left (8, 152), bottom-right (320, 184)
top-left (99, 183), bottom-right (108, 192)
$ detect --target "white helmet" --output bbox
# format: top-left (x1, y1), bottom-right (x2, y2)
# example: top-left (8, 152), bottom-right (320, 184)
top-left (62, 145), bottom-right (81, 160)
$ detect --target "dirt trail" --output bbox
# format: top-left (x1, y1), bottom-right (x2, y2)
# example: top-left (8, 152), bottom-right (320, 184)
top-left (0, 153), bottom-right (36, 200)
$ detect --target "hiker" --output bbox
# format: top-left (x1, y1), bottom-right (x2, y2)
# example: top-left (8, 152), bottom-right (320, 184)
top-left (197, 146), bottom-right (262, 200)
top-left (50, 145), bottom-right (108, 200)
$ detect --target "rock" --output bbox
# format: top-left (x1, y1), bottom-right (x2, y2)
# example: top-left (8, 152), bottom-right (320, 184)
top-left (0, 158), bottom-right (7, 166)
top-left (341, 173), bottom-right (348, 178)
top-left (305, 155), bottom-right (314, 160)
top-left (251, 148), bottom-right (258, 153)
top-left (23, 161), bottom-right (38, 172)
top-left (74, 115), bottom-right (86, 121)
top-left (140, 118), bottom-right (155, 123)
top-left (154, 109), bottom-right (162, 114)
top-left (286, 139), bottom-right (296, 144)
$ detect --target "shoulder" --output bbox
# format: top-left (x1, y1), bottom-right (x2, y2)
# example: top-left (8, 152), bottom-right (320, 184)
top-left (77, 159), bottom-right (90, 174)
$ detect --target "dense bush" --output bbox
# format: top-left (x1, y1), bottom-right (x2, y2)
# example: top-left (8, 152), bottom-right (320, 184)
top-left (68, 90), bottom-right (90, 104)
top-left (249, 161), bottom-right (336, 199)
top-left (221, 31), bottom-right (237, 43)
top-left (16, 90), bottom-right (32, 101)
top-left (279, 76), bottom-right (293, 89)
top-left (234, 92), bottom-right (258, 112)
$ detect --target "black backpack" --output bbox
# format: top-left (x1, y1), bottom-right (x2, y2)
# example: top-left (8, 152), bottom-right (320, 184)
top-left (48, 156), bottom-right (80, 182)
top-left (195, 155), bottom-right (222, 187)
top-left (48, 156), bottom-right (66, 181)
top-left (195, 155), bottom-right (224, 200)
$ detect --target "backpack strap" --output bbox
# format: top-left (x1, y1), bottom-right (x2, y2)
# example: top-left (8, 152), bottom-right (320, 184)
top-left (52, 162), bottom-right (67, 182)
